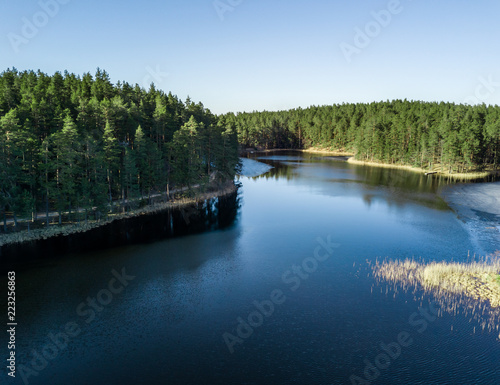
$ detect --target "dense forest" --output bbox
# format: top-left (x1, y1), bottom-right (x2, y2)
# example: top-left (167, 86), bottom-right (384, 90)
top-left (226, 101), bottom-right (500, 172)
top-left (0, 68), bottom-right (239, 231)
top-left (3, 69), bottom-right (500, 233)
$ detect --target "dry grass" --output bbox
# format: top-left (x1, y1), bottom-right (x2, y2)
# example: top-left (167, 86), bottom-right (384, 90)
top-left (244, 148), bottom-right (497, 180)
top-left (371, 255), bottom-right (500, 336)
top-left (347, 158), bottom-right (428, 173)
top-left (301, 147), bottom-right (355, 156)
top-left (421, 263), bottom-right (500, 307)
top-left (347, 158), bottom-right (496, 180)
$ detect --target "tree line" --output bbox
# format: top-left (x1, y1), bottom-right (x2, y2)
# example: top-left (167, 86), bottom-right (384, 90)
top-left (0, 68), bottom-right (239, 230)
top-left (226, 100), bottom-right (500, 172)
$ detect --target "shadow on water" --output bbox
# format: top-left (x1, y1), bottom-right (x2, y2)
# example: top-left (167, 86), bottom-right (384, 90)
top-left (0, 185), bottom-right (242, 273)
top-left (351, 165), bottom-right (453, 211)
top-left (3, 151), bottom-right (499, 385)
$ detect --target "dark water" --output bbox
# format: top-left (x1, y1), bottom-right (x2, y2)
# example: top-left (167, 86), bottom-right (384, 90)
top-left (1, 152), bottom-right (499, 385)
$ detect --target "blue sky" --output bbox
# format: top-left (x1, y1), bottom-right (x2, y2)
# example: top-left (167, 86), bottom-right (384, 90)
top-left (1, 0), bottom-right (500, 114)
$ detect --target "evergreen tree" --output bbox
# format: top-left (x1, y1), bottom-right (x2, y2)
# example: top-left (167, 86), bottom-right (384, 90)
top-left (103, 119), bottom-right (121, 210)
top-left (0, 68), bottom-right (243, 230)
top-left (170, 116), bottom-right (203, 189)
top-left (50, 112), bottom-right (81, 223)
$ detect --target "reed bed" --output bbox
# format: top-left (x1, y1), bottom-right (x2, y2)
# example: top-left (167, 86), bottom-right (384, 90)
top-left (371, 255), bottom-right (500, 337)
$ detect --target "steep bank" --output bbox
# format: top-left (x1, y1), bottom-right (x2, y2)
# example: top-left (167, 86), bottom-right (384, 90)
top-left (0, 184), bottom-right (240, 268)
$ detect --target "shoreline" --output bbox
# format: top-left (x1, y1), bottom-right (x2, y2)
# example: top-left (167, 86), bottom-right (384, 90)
top-left (299, 147), bottom-right (355, 156)
top-left (241, 147), bottom-right (354, 157)
top-left (242, 147), bottom-right (497, 180)
top-left (347, 158), bottom-right (496, 180)
top-left (0, 183), bottom-right (237, 249)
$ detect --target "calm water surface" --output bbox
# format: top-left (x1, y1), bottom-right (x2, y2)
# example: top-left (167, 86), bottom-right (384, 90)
top-left (2, 152), bottom-right (499, 385)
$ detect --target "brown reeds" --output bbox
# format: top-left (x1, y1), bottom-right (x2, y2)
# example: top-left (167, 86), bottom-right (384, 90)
top-left (371, 255), bottom-right (500, 337)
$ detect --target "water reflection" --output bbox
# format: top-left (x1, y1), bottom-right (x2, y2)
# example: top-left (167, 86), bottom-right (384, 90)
top-left (3, 150), bottom-right (499, 385)
top-left (244, 151), bottom-right (452, 211)
top-left (371, 256), bottom-right (500, 337)
top-left (0, 186), bottom-right (243, 273)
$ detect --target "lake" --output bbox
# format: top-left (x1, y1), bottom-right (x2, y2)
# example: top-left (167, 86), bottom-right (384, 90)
top-left (2, 151), bottom-right (499, 385)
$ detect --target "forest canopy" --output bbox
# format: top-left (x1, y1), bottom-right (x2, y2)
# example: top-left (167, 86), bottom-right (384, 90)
top-left (3, 68), bottom-right (500, 232)
top-left (0, 68), bottom-right (239, 229)
top-left (225, 101), bottom-right (500, 173)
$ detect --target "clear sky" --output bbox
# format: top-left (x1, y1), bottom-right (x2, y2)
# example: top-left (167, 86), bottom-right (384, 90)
top-left (1, 0), bottom-right (500, 114)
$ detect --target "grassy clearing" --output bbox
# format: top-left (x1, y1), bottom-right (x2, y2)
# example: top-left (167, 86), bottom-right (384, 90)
top-left (371, 255), bottom-right (500, 335)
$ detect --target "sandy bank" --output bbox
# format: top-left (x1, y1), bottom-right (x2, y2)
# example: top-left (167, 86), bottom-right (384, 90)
top-left (240, 147), bottom-right (354, 156)
top-left (301, 147), bottom-right (355, 156)
top-left (347, 158), bottom-right (428, 173)
top-left (243, 148), bottom-right (496, 180)
top-left (347, 158), bottom-right (495, 180)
